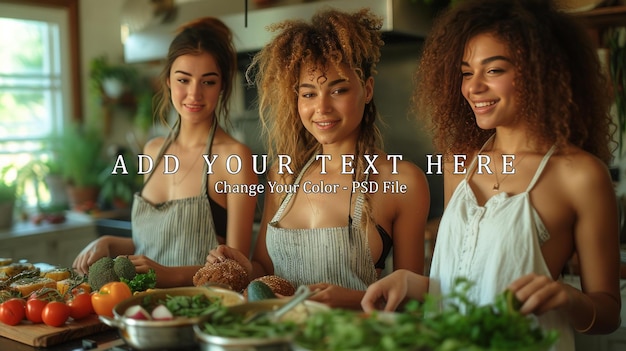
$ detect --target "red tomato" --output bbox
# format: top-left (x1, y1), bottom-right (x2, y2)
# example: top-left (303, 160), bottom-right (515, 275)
top-left (0, 298), bottom-right (26, 326)
top-left (41, 301), bottom-right (70, 327)
top-left (67, 293), bottom-right (94, 320)
top-left (25, 299), bottom-right (48, 324)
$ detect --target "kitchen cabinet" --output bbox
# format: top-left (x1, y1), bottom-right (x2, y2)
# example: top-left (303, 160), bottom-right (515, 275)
top-left (0, 212), bottom-right (97, 268)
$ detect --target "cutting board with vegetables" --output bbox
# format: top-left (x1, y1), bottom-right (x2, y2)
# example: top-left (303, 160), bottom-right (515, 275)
top-left (0, 314), bottom-right (111, 347)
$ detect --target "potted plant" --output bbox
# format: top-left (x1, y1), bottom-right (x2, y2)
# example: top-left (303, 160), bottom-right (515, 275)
top-left (15, 157), bottom-right (69, 210)
top-left (89, 55), bottom-right (139, 100)
top-left (48, 123), bottom-right (106, 212)
top-left (0, 165), bottom-right (18, 229)
top-left (98, 148), bottom-right (142, 209)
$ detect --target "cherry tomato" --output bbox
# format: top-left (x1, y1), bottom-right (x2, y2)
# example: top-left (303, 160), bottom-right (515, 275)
top-left (41, 301), bottom-right (70, 327)
top-left (91, 282), bottom-right (131, 317)
top-left (25, 299), bottom-right (48, 324)
top-left (67, 293), bottom-right (94, 320)
top-left (0, 298), bottom-right (26, 326)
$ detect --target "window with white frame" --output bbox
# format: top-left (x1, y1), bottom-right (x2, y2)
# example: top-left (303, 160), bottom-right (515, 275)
top-left (0, 2), bottom-right (72, 207)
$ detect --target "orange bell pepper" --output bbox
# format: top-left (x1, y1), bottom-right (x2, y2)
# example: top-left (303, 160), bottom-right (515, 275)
top-left (91, 282), bottom-right (132, 317)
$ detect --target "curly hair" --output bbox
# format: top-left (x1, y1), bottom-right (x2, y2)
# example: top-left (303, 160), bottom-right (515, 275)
top-left (413, 0), bottom-right (614, 164)
top-left (246, 7), bottom-right (385, 179)
top-left (153, 17), bottom-right (237, 128)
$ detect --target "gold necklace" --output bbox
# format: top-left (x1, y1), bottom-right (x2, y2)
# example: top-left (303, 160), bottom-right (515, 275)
top-left (172, 142), bottom-right (205, 185)
top-left (492, 151), bottom-right (527, 192)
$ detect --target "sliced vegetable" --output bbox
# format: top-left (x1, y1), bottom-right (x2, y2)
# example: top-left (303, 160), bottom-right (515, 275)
top-left (124, 305), bottom-right (151, 320)
top-left (151, 305), bottom-right (174, 320)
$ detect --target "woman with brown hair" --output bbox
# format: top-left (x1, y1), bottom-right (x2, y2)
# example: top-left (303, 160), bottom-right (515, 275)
top-left (362, 0), bottom-right (621, 348)
top-left (208, 8), bottom-right (430, 309)
top-left (73, 17), bottom-right (258, 287)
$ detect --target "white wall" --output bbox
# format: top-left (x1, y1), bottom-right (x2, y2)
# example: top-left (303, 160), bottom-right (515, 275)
top-left (79, 0), bottom-right (125, 127)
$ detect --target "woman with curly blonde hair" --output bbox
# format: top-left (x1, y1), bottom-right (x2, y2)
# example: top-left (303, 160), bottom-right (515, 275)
top-left (363, 0), bottom-right (621, 348)
top-left (209, 8), bottom-right (430, 309)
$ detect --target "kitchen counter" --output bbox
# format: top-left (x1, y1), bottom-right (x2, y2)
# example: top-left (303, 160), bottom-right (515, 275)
top-left (0, 330), bottom-right (200, 351)
top-left (0, 212), bottom-right (97, 268)
top-left (0, 330), bottom-right (120, 351)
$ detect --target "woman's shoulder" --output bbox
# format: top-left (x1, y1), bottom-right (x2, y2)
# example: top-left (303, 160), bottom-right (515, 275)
top-left (143, 136), bottom-right (168, 156)
top-left (371, 152), bottom-right (427, 185)
top-left (212, 130), bottom-right (253, 157)
top-left (550, 145), bottom-right (613, 189)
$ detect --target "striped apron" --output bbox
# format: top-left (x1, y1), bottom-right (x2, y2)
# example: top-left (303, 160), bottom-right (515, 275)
top-left (265, 156), bottom-right (378, 290)
top-left (131, 121), bottom-right (219, 266)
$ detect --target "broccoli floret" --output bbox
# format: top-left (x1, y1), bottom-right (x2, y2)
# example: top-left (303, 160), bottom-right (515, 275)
top-left (113, 256), bottom-right (136, 281)
top-left (87, 257), bottom-right (118, 291)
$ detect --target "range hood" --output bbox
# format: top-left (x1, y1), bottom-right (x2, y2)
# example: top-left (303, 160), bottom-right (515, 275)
top-left (123, 0), bottom-right (432, 63)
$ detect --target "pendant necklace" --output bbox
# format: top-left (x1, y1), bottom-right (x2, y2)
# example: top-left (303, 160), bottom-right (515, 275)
top-left (172, 142), bottom-right (205, 185)
top-left (491, 151), bottom-right (527, 192)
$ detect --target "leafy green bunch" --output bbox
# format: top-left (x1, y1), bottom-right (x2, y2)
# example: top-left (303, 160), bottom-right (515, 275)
top-left (293, 278), bottom-right (558, 351)
top-left (417, 278), bottom-right (559, 350)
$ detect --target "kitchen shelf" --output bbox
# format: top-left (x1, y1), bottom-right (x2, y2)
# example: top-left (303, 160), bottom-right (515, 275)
top-left (573, 5), bottom-right (626, 28)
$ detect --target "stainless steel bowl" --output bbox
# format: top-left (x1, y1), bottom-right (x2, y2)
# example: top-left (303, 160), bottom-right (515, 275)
top-left (99, 286), bottom-right (244, 350)
top-left (194, 298), bottom-right (329, 351)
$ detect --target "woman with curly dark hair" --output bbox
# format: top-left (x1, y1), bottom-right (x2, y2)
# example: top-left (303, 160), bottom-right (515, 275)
top-left (363, 0), bottom-right (621, 347)
top-left (208, 8), bottom-right (430, 309)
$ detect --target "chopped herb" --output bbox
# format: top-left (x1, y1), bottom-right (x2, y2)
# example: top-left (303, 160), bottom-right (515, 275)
top-left (120, 269), bottom-right (157, 293)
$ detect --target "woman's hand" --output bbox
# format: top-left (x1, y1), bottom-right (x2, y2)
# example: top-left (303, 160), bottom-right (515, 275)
top-left (307, 283), bottom-right (365, 310)
top-left (361, 270), bottom-right (410, 312)
top-left (361, 269), bottom-right (429, 313)
top-left (125, 254), bottom-right (169, 284)
top-left (206, 244), bottom-right (253, 276)
top-left (507, 273), bottom-right (571, 316)
top-left (72, 238), bottom-right (111, 275)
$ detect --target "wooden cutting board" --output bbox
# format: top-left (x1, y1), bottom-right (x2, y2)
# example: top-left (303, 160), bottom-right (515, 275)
top-left (0, 314), bottom-right (111, 347)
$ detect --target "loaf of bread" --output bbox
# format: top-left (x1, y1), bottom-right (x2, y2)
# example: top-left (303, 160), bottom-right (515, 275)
top-left (192, 259), bottom-right (249, 292)
top-left (244, 275), bottom-right (296, 298)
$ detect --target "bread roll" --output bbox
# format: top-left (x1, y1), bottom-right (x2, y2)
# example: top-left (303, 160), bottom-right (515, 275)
top-left (192, 259), bottom-right (249, 292)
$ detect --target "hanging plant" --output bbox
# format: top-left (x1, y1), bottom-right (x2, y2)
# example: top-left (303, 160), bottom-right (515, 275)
top-left (89, 55), bottom-right (139, 101)
top-left (608, 27), bottom-right (626, 155)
